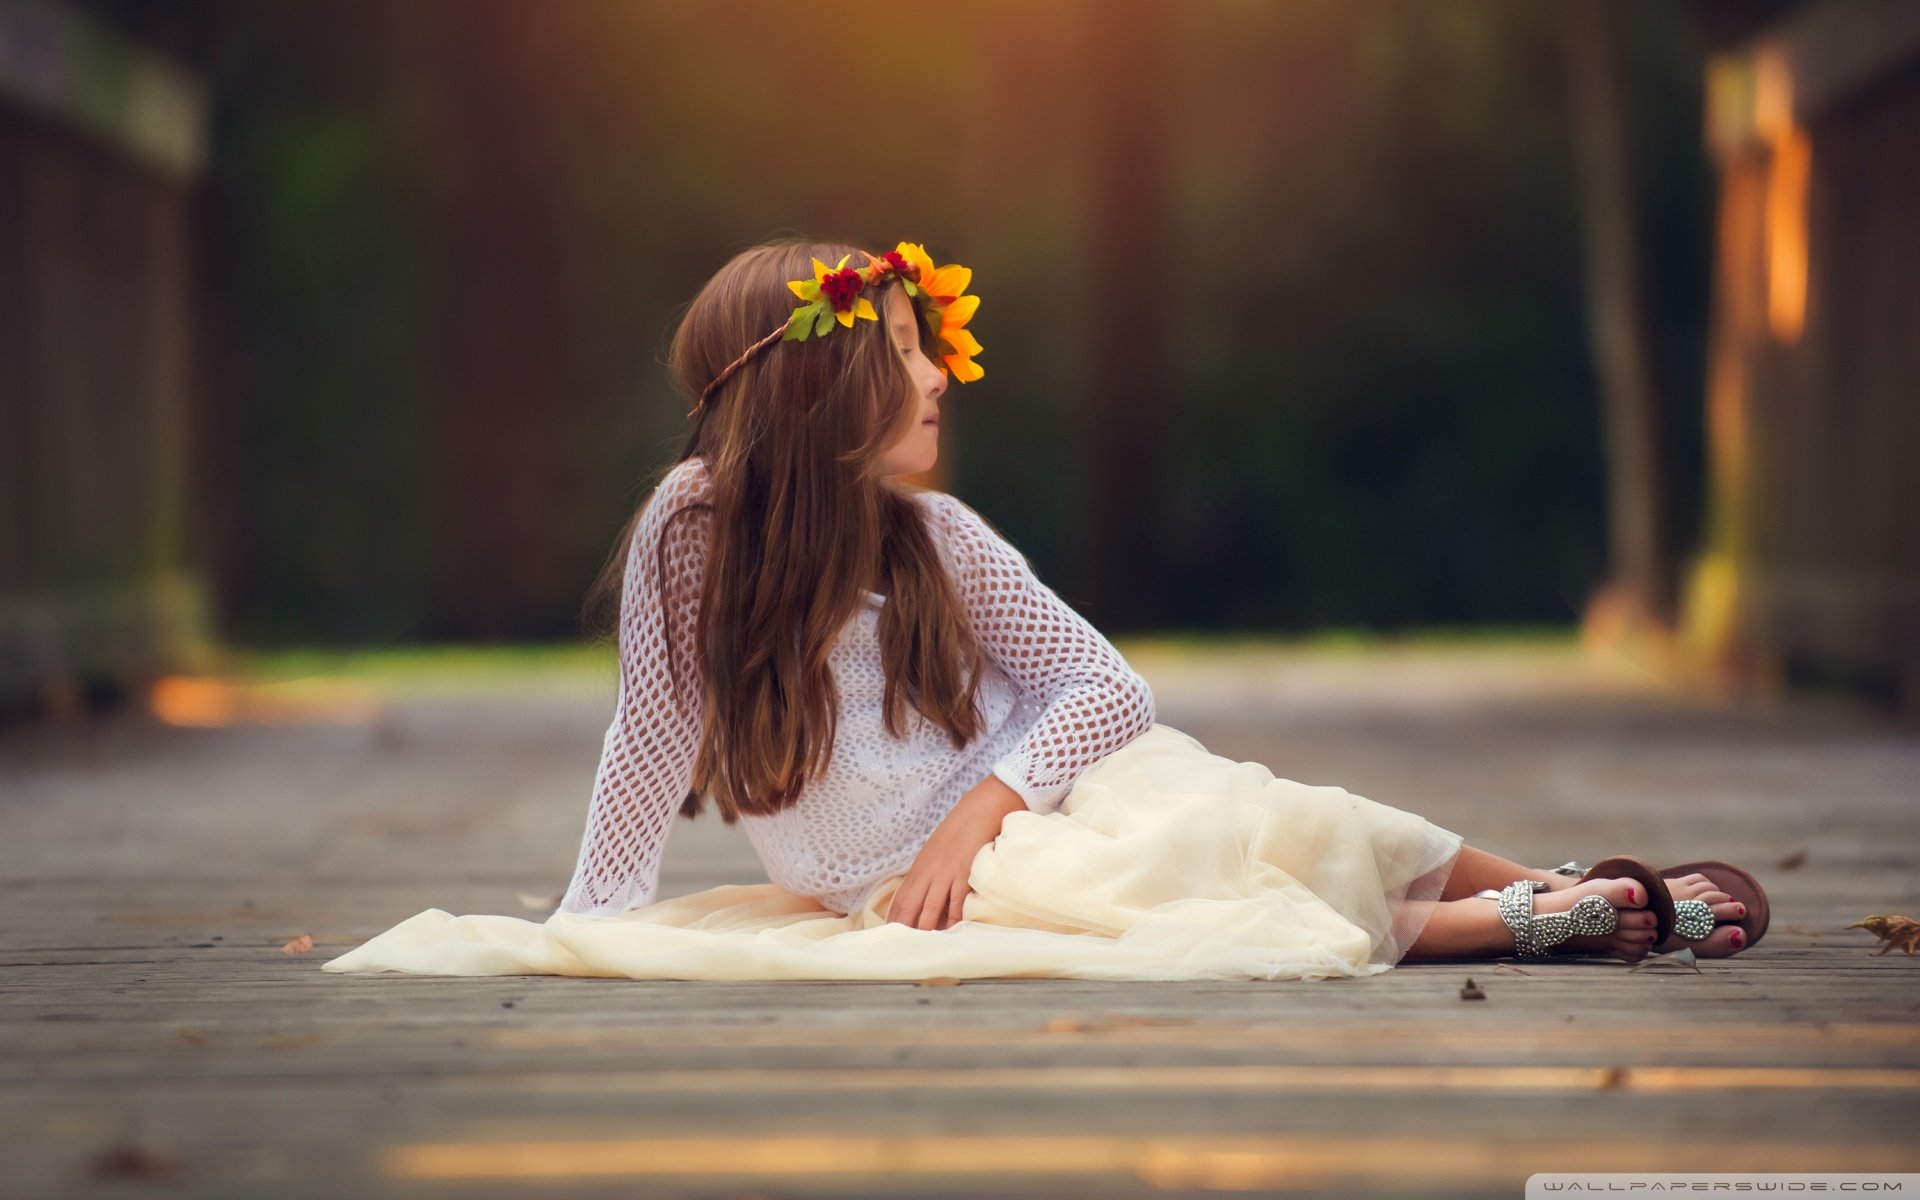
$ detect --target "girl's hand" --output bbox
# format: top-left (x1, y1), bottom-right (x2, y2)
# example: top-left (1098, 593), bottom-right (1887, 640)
top-left (886, 778), bottom-right (1027, 931)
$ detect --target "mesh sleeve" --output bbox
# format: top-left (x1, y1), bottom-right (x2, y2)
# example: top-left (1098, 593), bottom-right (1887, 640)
top-left (556, 460), bottom-right (710, 916)
top-left (930, 492), bottom-right (1157, 815)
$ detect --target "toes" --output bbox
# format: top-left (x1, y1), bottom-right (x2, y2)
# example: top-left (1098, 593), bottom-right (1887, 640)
top-left (1652, 924), bottom-right (1746, 957)
top-left (1586, 877), bottom-right (1649, 909)
top-left (1691, 926), bottom-right (1744, 957)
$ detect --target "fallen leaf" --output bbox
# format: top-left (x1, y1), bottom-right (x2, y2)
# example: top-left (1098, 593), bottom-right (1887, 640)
top-left (1629, 947), bottom-right (1701, 973)
top-left (280, 934), bottom-right (313, 955)
top-left (1493, 962), bottom-right (1535, 976)
top-left (87, 1138), bottom-right (183, 1182)
top-left (914, 976), bottom-right (961, 987)
top-left (1459, 978), bottom-right (1486, 1001)
top-left (1776, 848), bottom-right (1807, 870)
top-left (1848, 915), bottom-right (1920, 956)
top-left (1596, 1066), bottom-right (1626, 1089)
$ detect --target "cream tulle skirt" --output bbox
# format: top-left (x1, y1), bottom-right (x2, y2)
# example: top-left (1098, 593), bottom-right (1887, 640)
top-left (321, 723), bottom-right (1466, 983)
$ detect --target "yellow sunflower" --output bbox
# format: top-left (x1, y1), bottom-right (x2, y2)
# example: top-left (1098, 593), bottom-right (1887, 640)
top-left (894, 241), bottom-right (984, 382)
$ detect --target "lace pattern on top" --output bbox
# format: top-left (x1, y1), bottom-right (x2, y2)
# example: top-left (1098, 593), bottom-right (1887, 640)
top-left (557, 459), bottom-right (1156, 916)
top-left (555, 461), bottom-right (710, 917)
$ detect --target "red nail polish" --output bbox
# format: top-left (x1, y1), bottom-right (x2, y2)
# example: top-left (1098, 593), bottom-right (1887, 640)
top-left (1732, 929), bottom-right (1743, 945)
top-left (1736, 904), bottom-right (1745, 915)
top-left (1628, 887), bottom-right (1636, 903)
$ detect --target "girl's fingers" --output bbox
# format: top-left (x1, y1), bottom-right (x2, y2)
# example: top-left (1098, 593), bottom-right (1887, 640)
top-left (946, 881), bottom-right (970, 929)
top-left (888, 878), bottom-right (926, 926)
top-left (917, 887), bottom-right (949, 930)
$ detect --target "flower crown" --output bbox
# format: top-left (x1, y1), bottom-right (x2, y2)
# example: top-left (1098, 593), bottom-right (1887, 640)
top-left (692, 241), bottom-right (982, 415)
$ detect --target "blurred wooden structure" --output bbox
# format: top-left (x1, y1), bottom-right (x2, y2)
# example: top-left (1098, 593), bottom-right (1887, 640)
top-left (1677, 1), bottom-right (1920, 709)
top-left (0, 0), bottom-right (212, 720)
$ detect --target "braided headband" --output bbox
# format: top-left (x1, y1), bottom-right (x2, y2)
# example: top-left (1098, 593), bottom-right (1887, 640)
top-left (689, 241), bottom-right (982, 418)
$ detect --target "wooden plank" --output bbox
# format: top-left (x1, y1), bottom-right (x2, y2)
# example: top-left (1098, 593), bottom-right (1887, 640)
top-left (1, 648), bottom-right (1917, 1197)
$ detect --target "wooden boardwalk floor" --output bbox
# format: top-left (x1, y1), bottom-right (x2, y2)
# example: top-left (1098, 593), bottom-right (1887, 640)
top-left (3, 642), bottom-right (1917, 1199)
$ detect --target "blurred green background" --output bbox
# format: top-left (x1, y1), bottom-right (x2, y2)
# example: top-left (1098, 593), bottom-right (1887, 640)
top-left (11, 0), bottom-right (1911, 709)
top-left (90, 0), bottom-right (1712, 643)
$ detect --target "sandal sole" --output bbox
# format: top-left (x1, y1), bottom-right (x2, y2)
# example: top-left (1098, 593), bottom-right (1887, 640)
top-left (1579, 855), bottom-right (1677, 948)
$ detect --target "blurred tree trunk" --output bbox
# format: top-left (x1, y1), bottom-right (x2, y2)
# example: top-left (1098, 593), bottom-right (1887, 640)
top-left (417, 1), bottom-right (576, 638)
top-left (1562, 0), bottom-right (1677, 626)
top-left (1077, 0), bottom-right (1175, 629)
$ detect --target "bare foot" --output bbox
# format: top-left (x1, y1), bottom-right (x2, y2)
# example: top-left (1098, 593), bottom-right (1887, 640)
top-left (1498, 876), bottom-right (1660, 961)
top-left (1651, 872), bottom-right (1747, 957)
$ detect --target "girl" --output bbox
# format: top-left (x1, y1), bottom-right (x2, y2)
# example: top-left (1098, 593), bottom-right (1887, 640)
top-left (323, 238), bottom-right (1766, 982)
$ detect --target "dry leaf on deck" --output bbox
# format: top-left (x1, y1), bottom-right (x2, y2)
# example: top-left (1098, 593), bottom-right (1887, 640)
top-left (1776, 848), bottom-right (1807, 870)
top-left (1628, 947), bottom-right (1700, 973)
top-left (280, 933), bottom-right (313, 954)
top-left (1459, 978), bottom-right (1486, 1001)
top-left (87, 1139), bottom-right (183, 1182)
top-left (1848, 915), bottom-right (1920, 955)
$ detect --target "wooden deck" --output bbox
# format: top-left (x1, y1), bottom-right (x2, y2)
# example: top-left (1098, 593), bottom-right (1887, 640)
top-left (3, 642), bottom-right (1917, 1198)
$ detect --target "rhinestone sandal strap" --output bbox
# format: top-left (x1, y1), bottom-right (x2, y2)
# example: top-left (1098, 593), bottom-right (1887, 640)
top-left (1496, 879), bottom-right (1616, 959)
top-left (1672, 897), bottom-right (1716, 941)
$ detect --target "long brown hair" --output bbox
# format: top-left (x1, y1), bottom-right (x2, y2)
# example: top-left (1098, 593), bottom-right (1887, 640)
top-left (579, 237), bottom-right (990, 823)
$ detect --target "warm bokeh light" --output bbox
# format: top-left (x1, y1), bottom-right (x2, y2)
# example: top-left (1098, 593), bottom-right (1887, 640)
top-left (147, 674), bottom-right (383, 726)
top-left (1764, 123), bottom-right (1810, 343)
top-left (1753, 46), bottom-right (1809, 344)
top-left (376, 1129), bottom-right (1920, 1186)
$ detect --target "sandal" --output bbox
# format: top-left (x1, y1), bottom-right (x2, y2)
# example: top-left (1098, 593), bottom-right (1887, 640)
top-left (1481, 878), bottom-right (1621, 959)
top-left (1553, 856), bottom-right (1676, 947)
top-left (1657, 860), bottom-right (1769, 952)
top-left (1548, 858), bottom-right (1767, 953)
top-left (1473, 855), bottom-right (1675, 958)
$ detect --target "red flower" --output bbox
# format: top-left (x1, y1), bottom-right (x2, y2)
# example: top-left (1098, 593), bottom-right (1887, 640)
top-left (821, 266), bottom-right (865, 312)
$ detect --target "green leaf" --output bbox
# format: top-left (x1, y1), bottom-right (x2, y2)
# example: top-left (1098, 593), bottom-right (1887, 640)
top-left (902, 281), bottom-right (919, 298)
top-left (814, 307), bottom-right (834, 337)
top-left (785, 305), bottom-right (815, 341)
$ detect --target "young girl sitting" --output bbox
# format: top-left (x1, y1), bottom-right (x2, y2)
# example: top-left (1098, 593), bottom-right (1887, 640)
top-left (323, 238), bottom-right (1766, 982)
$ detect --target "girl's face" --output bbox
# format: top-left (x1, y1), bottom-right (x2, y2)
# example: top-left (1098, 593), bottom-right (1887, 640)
top-left (876, 285), bottom-right (947, 479)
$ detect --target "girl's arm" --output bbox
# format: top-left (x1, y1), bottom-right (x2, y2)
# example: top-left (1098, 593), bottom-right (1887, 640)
top-left (929, 492), bottom-right (1157, 815)
top-left (556, 463), bottom-right (710, 916)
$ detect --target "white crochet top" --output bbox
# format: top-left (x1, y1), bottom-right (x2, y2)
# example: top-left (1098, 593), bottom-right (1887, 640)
top-left (557, 456), bottom-right (1158, 917)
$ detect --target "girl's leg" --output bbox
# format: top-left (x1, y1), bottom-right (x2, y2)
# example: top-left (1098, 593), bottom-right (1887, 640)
top-left (1399, 876), bottom-right (1662, 961)
top-left (1435, 845), bottom-right (1566, 901)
